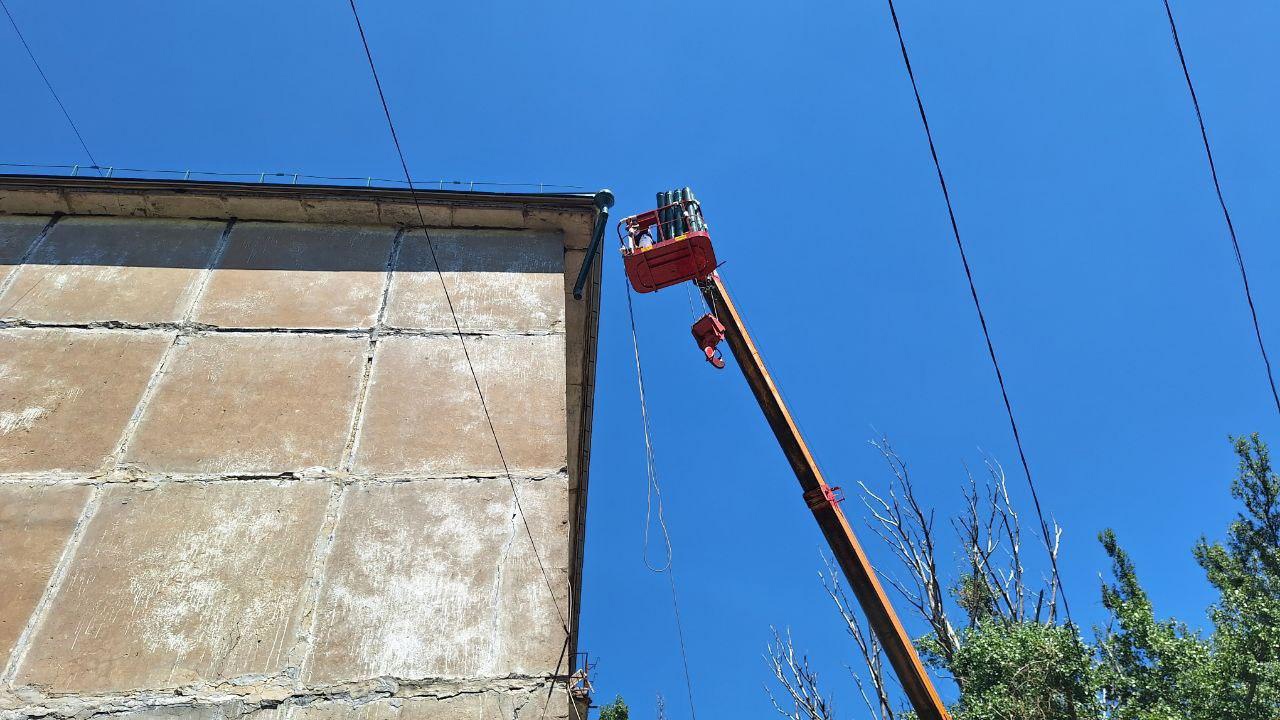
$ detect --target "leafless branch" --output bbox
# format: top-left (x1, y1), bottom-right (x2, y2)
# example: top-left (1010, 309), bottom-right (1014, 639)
top-left (820, 556), bottom-right (897, 720)
top-left (765, 627), bottom-right (837, 720)
top-left (862, 437), bottom-right (960, 665)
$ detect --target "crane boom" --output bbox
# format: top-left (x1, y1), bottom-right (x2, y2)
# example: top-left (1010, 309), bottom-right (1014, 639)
top-left (700, 274), bottom-right (951, 720)
top-left (616, 189), bottom-right (949, 718)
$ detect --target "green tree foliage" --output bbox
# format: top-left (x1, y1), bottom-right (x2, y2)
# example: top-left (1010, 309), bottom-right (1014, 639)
top-left (927, 620), bottom-right (1099, 720)
top-left (1097, 433), bottom-right (1280, 719)
top-left (772, 435), bottom-right (1280, 720)
top-left (599, 695), bottom-right (629, 720)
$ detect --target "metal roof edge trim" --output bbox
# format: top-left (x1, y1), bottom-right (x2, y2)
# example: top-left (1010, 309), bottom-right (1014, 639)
top-left (0, 173), bottom-right (599, 211)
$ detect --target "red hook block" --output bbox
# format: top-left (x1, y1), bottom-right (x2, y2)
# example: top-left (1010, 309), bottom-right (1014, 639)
top-left (691, 314), bottom-right (726, 370)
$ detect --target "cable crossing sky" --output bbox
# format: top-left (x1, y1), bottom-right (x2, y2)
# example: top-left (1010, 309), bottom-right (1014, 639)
top-left (1161, 0), bottom-right (1280, 418)
top-left (882, 0), bottom-right (1072, 622)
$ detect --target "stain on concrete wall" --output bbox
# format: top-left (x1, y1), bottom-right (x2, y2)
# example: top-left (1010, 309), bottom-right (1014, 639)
top-left (0, 189), bottom-right (595, 720)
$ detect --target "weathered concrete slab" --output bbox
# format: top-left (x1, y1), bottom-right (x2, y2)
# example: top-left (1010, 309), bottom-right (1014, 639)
top-left (0, 329), bottom-right (170, 474)
top-left (0, 215), bottom-right (48, 282)
top-left (305, 477), bottom-right (569, 683)
top-left (352, 334), bottom-right (566, 475)
top-left (126, 334), bottom-right (365, 474)
top-left (193, 223), bottom-right (394, 329)
top-left (0, 218), bottom-right (223, 324)
top-left (383, 230), bottom-right (564, 333)
top-left (16, 481), bottom-right (329, 693)
top-left (0, 181), bottom-right (601, 716)
top-left (0, 484), bottom-right (91, 661)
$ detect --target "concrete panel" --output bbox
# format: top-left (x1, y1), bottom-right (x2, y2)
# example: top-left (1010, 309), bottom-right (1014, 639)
top-left (0, 215), bottom-right (47, 270)
top-left (0, 329), bottom-right (170, 474)
top-left (0, 484), bottom-right (90, 661)
top-left (126, 334), bottom-right (365, 474)
top-left (193, 223), bottom-right (394, 329)
top-left (384, 230), bottom-right (564, 333)
top-left (0, 218), bottom-right (222, 324)
top-left (352, 335), bottom-right (566, 475)
top-left (305, 477), bottom-right (569, 683)
top-left (17, 481), bottom-right (329, 693)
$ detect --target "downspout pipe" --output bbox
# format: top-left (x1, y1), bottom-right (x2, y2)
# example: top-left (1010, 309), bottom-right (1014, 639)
top-left (572, 189), bottom-right (615, 300)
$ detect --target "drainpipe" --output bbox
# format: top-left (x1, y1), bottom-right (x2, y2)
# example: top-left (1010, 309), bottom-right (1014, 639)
top-left (572, 189), bottom-right (615, 300)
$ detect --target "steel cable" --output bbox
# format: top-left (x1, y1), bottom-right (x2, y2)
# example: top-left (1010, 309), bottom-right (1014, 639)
top-left (883, 0), bottom-right (1071, 621)
top-left (1161, 0), bottom-right (1280, 416)
top-left (345, 0), bottom-right (572, 654)
top-left (0, 1), bottom-right (101, 175)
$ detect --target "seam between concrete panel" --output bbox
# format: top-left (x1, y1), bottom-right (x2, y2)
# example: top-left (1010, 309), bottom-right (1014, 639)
top-left (109, 331), bottom-right (183, 466)
top-left (0, 469), bottom-right (569, 486)
top-left (341, 228), bottom-right (404, 471)
top-left (177, 219), bottom-right (236, 324)
top-left (293, 481), bottom-right (348, 687)
top-left (107, 220), bottom-right (236, 466)
top-left (0, 319), bottom-right (564, 338)
top-left (0, 215), bottom-right (61, 316)
top-left (1, 484), bottom-right (102, 685)
top-left (5, 674), bottom-right (565, 720)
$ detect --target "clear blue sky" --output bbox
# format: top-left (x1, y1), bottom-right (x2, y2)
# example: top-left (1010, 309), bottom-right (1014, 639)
top-left (4, 1), bottom-right (1278, 717)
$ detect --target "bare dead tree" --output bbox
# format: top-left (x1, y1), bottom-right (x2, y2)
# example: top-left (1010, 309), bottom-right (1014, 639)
top-left (860, 436), bottom-right (961, 667)
top-left (765, 627), bottom-right (837, 720)
top-left (954, 454), bottom-right (1063, 625)
top-left (765, 436), bottom-right (1068, 718)
top-left (820, 556), bottom-right (897, 720)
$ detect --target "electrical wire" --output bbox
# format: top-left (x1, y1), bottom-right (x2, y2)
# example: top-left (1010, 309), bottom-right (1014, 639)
top-left (882, 0), bottom-right (1071, 621)
top-left (345, 0), bottom-right (570, 637)
top-left (0, 0), bottom-right (101, 176)
top-left (1161, 0), bottom-right (1280, 417)
top-left (623, 275), bottom-right (699, 720)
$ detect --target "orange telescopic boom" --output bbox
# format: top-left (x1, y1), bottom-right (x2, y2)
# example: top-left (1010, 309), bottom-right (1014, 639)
top-left (620, 189), bottom-right (951, 720)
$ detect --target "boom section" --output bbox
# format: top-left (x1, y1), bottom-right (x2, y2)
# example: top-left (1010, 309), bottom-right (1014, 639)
top-left (699, 274), bottom-right (951, 720)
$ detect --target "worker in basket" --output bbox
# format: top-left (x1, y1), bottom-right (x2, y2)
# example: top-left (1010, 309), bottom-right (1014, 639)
top-left (619, 185), bottom-right (718, 294)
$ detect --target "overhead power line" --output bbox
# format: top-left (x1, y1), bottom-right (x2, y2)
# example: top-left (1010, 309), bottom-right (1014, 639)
top-left (344, 3), bottom-right (579, 718)
top-left (0, 0), bottom-right (101, 175)
top-left (1161, 0), bottom-right (1280, 417)
top-left (882, 0), bottom-right (1071, 621)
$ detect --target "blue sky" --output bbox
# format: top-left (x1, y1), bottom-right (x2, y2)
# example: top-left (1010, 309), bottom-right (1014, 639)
top-left (4, 1), bottom-right (1278, 717)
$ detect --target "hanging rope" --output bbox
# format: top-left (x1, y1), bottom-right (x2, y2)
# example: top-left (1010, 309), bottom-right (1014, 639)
top-left (623, 273), bottom-right (699, 720)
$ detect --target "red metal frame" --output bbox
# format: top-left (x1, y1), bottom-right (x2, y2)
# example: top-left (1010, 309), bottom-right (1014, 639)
top-left (618, 199), bottom-right (718, 294)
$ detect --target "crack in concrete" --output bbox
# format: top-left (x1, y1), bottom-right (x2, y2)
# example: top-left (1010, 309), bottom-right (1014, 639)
top-left (488, 492), bottom-right (521, 675)
top-left (0, 320), bottom-right (563, 339)
top-left (1, 674), bottom-right (568, 720)
top-left (291, 483), bottom-right (348, 687)
top-left (0, 470), bottom-right (568, 487)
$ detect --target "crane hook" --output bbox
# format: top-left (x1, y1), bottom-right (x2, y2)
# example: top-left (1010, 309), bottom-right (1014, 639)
top-left (691, 314), bottom-right (727, 370)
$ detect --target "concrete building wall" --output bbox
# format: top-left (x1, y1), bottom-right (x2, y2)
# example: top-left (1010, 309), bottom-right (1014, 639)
top-left (0, 178), bottom-right (602, 720)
